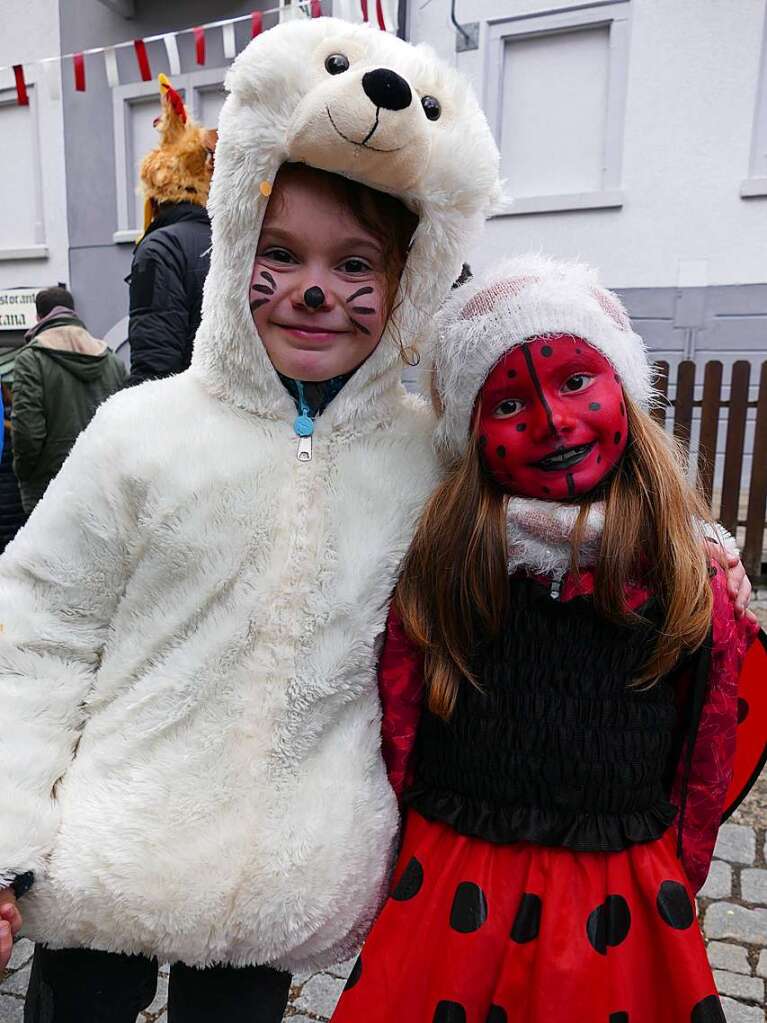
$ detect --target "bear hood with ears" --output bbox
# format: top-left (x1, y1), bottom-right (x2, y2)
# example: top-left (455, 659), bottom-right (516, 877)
top-left (190, 16), bottom-right (502, 423)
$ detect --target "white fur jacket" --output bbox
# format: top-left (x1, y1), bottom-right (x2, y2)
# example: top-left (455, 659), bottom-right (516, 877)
top-left (0, 19), bottom-right (500, 970)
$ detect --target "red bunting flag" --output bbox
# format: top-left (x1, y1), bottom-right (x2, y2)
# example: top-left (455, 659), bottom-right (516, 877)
top-left (13, 65), bottom-right (29, 106)
top-left (311, 0), bottom-right (322, 16)
top-left (133, 39), bottom-right (152, 81)
top-left (375, 0), bottom-right (386, 29)
top-left (73, 52), bottom-right (86, 92)
top-left (251, 11), bottom-right (263, 37)
top-left (360, 0), bottom-right (369, 21)
top-left (193, 26), bottom-right (206, 65)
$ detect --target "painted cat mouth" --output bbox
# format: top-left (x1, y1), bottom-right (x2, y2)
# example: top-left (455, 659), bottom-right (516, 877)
top-left (326, 107), bottom-right (404, 153)
top-left (535, 443), bottom-right (594, 471)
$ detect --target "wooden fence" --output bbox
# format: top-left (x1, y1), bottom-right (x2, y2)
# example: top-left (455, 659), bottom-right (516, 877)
top-left (652, 359), bottom-right (767, 583)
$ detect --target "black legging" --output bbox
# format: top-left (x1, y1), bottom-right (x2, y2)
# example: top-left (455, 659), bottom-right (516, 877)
top-left (24, 944), bottom-right (292, 1023)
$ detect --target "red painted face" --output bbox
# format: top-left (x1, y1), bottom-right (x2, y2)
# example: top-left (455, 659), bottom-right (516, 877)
top-left (476, 335), bottom-right (628, 500)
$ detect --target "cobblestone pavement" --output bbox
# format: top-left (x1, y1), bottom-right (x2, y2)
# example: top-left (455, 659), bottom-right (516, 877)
top-left (2, 604), bottom-right (765, 1021)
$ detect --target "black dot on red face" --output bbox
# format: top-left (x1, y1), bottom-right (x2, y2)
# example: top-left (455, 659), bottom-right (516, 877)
top-left (391, 856), bottom-right (424, 901)
top-left (620, 402), bottom-right (625, 417)
top-left (542, 486), bottom-right (550, 494)
top-left (507, 369), bottom-right (517, 378)
top-left (496, 445), bottom-right (506, 458)
top-left (586, 895), bottom-right (631, 955)
top-left (690, 994), bottom-right (726, 1023)
top-left (589, 402), bottom-right (601, 411)
top-left (609, 1014), bottom-right (629, 1023)
top-left (597, 455), bottom-right (602, 464)
top-left (510, 893), bottom-right (542, 943)
top-left (656, 880), bottom-right (694, 929)
top-left (486, 1007), bottom-right (508, 1023)
top-left (344, 955), bottom-right (362, 990)
top-left (737, 697), bottom-right (750, 724)
top-left (516, 423), bottom-right (527, 432)
top-left (433, 1002), bottom-right (467, 1023)
top-left (479, 435), bottom-right (487, 448)
top-left (540, 345), bottom-right (553, 357)
top-left (576, 348), bottom-right (582, 355)
top-left (450, 881), bottom-right (488, 933)
top-left (614, 432), bottom-right (622, 444)
top-left (614, 374), bottom-right (620, 383)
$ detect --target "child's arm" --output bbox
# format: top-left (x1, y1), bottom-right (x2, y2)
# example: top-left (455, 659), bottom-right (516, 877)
top-left (378, 603), bottom-right (424, 803)
top-left (0, 397), bottom-right (135, 892)
top-left (671, 562), bottom-right (760, 892)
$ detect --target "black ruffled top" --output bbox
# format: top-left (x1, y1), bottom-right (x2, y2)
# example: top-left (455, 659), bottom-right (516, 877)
top-left (406, 576), bottom-right (679, 852)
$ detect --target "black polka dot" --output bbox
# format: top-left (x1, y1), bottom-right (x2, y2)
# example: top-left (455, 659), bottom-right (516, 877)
top-left (597, 455), bottom-right (602, 464)
top-left (479, 435), bottom-right (487, 448)
top-left (586, 895), bottom-right (631, 955)
top-left (391, 857), bottom-right (424, 901)
top-left (614, 431), bottom-right (622, 444)
top-left (540, 345), bottom-right (553, 357)
top-left (690, 994), bottom-right (726, 1023)
top-left (496, 445), bottom-right (506, 459)
top-left (433, 1001), bottom-right (467, 1023)
top-left (589, 402), bottom-right (601, 411)
top-left (510, 893), bottom-right (541, 943)
top-left (609, 1014), bottom-right (629, 1023)
top-left (507, 369), bottom-right (517, 378)
top-left (576, 348), bottom-right (582, 355)
top-left (486, 1007), bottom-right (507, 1023)
top-left (620, 402), bottom-right (625, 417)
top-left (344, 955), bottom-right (362, 990)
top-left (542, 486), bottom-right (550, 494)
top-left (450, 881), bottom-right (488, 933)
top-left (738, 697), bottom-right (750, 724)
top-left (516, 422), bottom-right (527, 432)
top-left (657, 880), bottom-right (694, 929)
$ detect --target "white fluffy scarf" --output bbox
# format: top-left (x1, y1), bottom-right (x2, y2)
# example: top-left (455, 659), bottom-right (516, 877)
top-left (505, 497), bottom-right (604, 578)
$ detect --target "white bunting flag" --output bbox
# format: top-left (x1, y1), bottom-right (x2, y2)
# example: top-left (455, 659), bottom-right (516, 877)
top-left (42, 59), bottom-right (61, 100)
top-left (380, 0), bottom-right (397, 31)
top-left (222, 21), bottom-right (237, 60)
top-left (163, 33), bottom-right (181, 77)
top-left (335, 0), bottom-right (355, 19)
top-left (103, 46), bottom-right (119, 88)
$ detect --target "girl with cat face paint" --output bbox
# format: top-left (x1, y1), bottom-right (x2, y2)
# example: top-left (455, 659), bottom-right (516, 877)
top-left (330, 256), bottom-right (759, 1023)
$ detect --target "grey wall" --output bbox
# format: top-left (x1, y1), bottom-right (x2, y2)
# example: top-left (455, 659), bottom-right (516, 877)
top-left (59, 0), bottom-right (266, 338)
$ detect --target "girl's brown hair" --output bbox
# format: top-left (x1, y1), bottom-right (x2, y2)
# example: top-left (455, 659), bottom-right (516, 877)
top-left (395, 395), bottom-right (714, 720)
top-left (272, 163), bottom-right (419, 362)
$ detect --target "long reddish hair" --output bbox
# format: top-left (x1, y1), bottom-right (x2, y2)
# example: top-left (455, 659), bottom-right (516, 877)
top-left (395, 395), bottom-right (713, 720)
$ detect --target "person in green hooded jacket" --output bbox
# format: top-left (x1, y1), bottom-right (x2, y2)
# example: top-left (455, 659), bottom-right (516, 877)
top-left (11, 287), bottom-right (126, 514)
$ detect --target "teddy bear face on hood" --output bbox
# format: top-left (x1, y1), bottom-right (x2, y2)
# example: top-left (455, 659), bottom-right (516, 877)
top-left (192, 18), bottom-right (501, 419)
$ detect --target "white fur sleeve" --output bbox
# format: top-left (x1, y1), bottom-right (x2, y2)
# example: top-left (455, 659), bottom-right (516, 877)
top-left (0, 399), bottom-right (136, 887)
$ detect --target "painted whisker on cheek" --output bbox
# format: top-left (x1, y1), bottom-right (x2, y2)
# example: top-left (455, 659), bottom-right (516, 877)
top-left (351, 306), bottom-right (376, 315)
top-left (350, 318), bottom-right (371, 336)
top-left (347, 286), bottom-right (374, 303)
top-left (251, 284), bottom-right (275, 296)
top-left (566, 473), bottom-right (575, 498)
top-left (250, 299), bottom-right (269, 311)
top-left (260, 270), bottom-right (276, 288)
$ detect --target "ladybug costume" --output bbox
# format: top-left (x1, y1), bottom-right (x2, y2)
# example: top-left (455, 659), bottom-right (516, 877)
top-left (331, 563), bottom-right (757, 1023)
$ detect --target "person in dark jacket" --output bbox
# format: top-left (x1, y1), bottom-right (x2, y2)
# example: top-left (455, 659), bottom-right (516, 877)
top-left (0, 380), bottom-right (25, 551)
top-left (12, 287), bottom-right (126, 514)
top-left (127, 74), bottom-right (216, 387)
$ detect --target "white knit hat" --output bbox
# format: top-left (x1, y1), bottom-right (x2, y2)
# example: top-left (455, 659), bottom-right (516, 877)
top-left (432, 254), bottom-right (654, 459)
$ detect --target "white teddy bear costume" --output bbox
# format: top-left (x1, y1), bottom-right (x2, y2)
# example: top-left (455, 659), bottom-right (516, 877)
top-left (0, 19), bottom-right (500, 970)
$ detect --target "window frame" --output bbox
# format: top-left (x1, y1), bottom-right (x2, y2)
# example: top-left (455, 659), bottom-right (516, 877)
top-left (481, 0), bottom-right (632, 217)
top-left (741, 3), bottom-right (767, 199)
top-left (112, 68), bottom-right (226, 244)
top-left (0, 78), bottom-right (48, 261)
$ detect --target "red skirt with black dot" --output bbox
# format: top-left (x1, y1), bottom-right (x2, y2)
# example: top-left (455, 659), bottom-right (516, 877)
top-left (330, 810), bottom-right (722, 1023)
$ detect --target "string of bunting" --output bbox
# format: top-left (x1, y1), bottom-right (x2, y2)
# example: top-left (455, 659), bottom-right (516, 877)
top-left (6, 0), bottom-right (397, 107)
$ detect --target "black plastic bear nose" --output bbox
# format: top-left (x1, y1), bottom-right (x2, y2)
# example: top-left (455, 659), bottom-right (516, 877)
top-left (304, 286), bottom-right (326, 309)
top-left (362, 69), bottom-right (412, 111)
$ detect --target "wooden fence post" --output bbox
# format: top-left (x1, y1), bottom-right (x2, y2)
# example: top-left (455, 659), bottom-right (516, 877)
top-left (720, 361), bottom-right (751, 537)
top-left (742, 361), bottom-right (767, 581)
top-left (697, 360), bottom-right (723, 509)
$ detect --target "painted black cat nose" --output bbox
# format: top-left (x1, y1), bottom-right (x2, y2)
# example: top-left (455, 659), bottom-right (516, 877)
top-left (362, 69), bottom-right (412, 111)
top-left (304, 286), bottom-right (326, 309)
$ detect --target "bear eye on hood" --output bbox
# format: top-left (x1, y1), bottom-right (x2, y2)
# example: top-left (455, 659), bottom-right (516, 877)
top-left (190, 17), bottom-right (502, 426)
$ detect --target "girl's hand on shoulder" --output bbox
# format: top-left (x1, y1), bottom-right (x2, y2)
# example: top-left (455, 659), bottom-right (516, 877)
top-left (0, 887), bottom-right (22, 971)
top-left (705, 542), bottom-right (756, 621)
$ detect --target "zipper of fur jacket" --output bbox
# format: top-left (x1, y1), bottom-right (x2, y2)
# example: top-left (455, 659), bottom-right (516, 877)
top-left (297, 435), bottom-right (312, 461)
